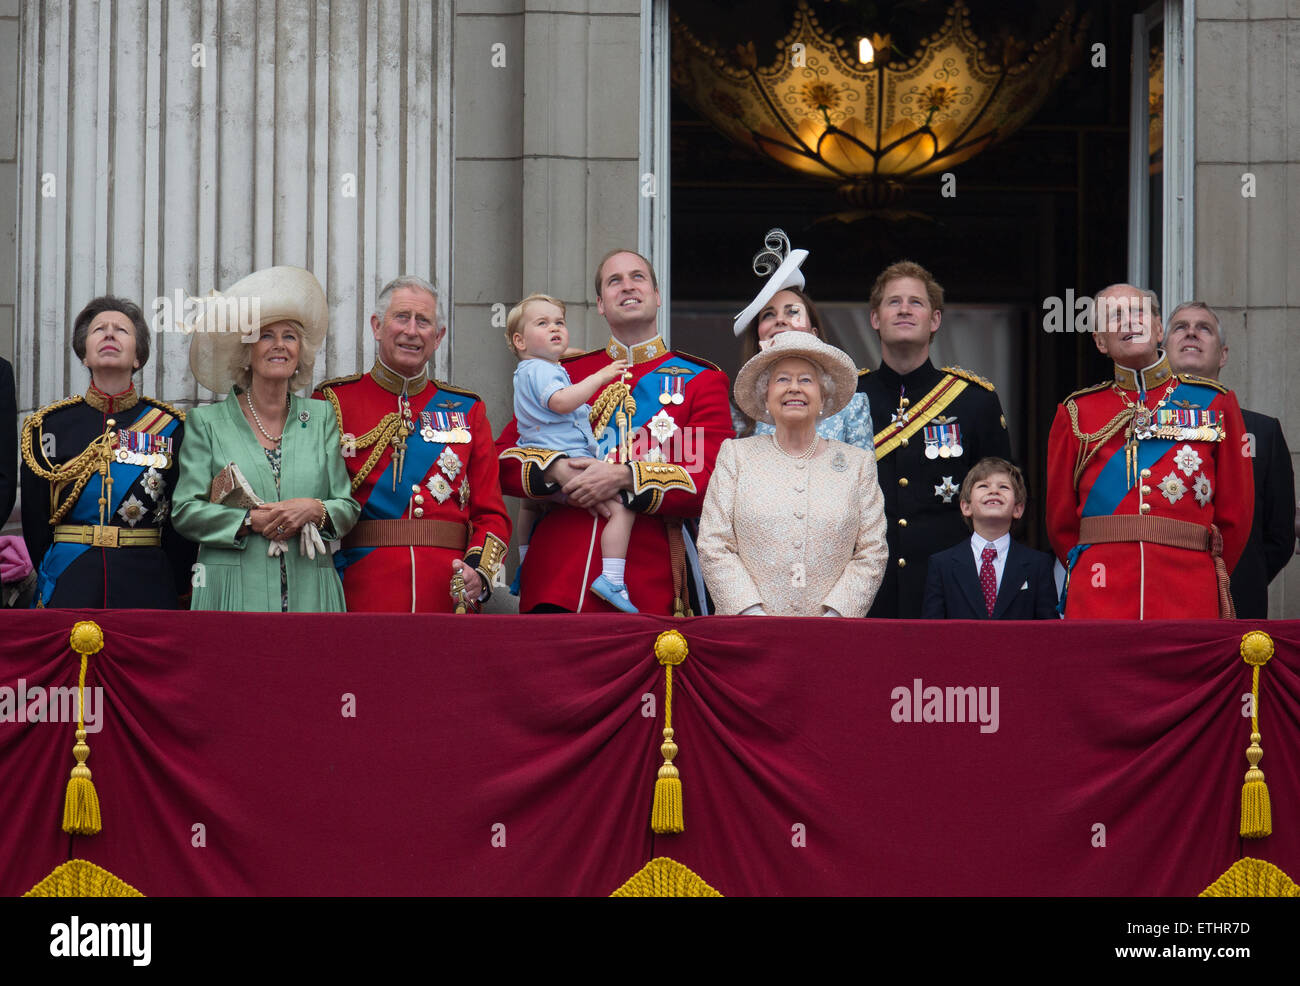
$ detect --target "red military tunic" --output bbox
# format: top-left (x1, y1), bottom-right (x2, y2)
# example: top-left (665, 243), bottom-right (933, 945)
top-left (1046, 353), bottom-right (1253, 618)
top-left (315, 362), bottom-right (511, 612)
top-left (496, 334), bottom-right (733, 614)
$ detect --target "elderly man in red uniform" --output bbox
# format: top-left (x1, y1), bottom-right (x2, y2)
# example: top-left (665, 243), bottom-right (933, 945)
top-left (496, 249), bottom-right (733, 613)
top-left (1046, 283), bottom-right (1253, 618)
top-left (314, 276), bottom-right (511, 612)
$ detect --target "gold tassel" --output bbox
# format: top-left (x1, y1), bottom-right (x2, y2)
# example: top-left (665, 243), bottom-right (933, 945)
top-left (63, 621), bottom-right (105, 836)
top-left (651, 630), bottom-right (689, 835)
top-left (1238, 631), bottom-right (1274, 839)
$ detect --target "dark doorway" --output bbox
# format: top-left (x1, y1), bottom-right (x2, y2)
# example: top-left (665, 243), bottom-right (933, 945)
top-left (669, 0), bottom-right (1150, 549)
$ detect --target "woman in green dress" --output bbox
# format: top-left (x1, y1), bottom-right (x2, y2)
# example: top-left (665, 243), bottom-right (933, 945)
top-left (172, 266), bottom-right (359, 612)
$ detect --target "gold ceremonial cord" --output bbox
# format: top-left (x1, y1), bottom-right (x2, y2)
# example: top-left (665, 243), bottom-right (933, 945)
top-left (319, 386), bottom-right (405, 492)
top-left (1066, 399), bottom-right (1132, 490)
top-left (589, 380), bottom-right (634, 442)
top-left (21, 403), bottom-right (120, 525)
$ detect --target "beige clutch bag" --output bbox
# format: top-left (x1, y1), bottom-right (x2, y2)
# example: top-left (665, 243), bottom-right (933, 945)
top-left (208, 462), bottom-right (264, 508)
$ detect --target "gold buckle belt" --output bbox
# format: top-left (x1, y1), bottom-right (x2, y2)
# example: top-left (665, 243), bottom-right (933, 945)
top-left (53, 524), bottom-right (162, 548)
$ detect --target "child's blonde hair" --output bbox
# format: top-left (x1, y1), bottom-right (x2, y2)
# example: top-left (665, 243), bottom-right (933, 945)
top-left (506, 293), bottom-right (567, 359)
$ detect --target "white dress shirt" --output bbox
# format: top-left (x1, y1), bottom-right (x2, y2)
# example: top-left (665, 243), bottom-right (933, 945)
top-left (969, 531), bottom-right (1011, 593)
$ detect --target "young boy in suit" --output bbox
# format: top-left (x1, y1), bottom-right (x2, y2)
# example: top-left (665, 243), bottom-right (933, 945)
top-left (922, 457), bottom-right (1059, 619)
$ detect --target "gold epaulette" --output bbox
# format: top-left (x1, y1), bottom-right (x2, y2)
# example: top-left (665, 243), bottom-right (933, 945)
top-left (941, 365), bottom-right (996, 391)
top-left (142, 395), bottom-right (187, 421)
top-left (857, 367), bottom-right (870, 377)
top-left (20, 397), bottom-right (84, 472)
top-left (1176, 372), bottom-right (1229, 394)
top-left (434, 380), bottom-right (483, 402)
top-left (1063, 381), bottom-right (1111, 403)
top-left (672, 350), bottom-right (722, 373)
top-left (316, 371), bottom-right (364, 391)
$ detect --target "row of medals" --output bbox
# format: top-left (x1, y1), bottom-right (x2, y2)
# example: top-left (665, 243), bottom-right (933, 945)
top-left (925, 441), bottom-right (963, 460)
top-left (114, 447), bottom-right (171, 468)
top-left (1132, 408), bottom-right (1223, 443)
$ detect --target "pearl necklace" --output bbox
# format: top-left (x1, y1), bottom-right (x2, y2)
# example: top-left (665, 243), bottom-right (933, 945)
top-left (245, 390), bottom-right (290, 445)
top-left (772, 432), bottom-right (819, 460)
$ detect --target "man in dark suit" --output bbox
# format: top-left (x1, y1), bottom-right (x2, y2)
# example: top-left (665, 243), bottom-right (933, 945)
top-left (922, 457), bottom-right (1058, 619)
top-left (857, 260), bottom-right (1013, 618)
top-left (1166, 301), bottom-right (1296, 618)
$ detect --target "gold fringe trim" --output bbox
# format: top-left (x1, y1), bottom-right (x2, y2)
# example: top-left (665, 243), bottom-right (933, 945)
top-left (611, 857), bottom-right (722, 897)
top-left (24, 859), bottom-right (144, 897)
top-left (1200, 858), bottom-right (1299, 897)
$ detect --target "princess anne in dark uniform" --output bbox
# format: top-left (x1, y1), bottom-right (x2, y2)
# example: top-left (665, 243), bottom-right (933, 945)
top-left (20, 296), bottom-right (195, 607)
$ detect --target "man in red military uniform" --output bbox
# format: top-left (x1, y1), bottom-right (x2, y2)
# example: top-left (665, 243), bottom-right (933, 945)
top-left (1046, 283), bottom-right (1253, 618)
top-left (496, 249), bottom-right (733, 613)
top-left (314, 276), bottom-right (511, 612)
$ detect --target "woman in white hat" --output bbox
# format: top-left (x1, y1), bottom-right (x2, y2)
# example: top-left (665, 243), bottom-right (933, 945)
top-left (731, 230), bottom-right (874, 447)
top-left (697, 331), bottom-right (887, 617)
top-left (171, 266), bottom-right (359, 612)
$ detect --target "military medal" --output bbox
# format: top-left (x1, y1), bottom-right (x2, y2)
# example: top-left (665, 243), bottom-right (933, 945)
top-left (659, 379), bottom-right (672, 405)
top-left (1133, 406), bottom-right (1154, 439)
top-left (419, 411), bottom-right (436, 442)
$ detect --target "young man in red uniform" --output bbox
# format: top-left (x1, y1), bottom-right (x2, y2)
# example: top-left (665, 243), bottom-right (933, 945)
top-left (314, 276), bottom-right (511, 613)
top-left (496, 250), bottom-right (733, 613)
top-left (1046, 283), bottom-right (1253, 618)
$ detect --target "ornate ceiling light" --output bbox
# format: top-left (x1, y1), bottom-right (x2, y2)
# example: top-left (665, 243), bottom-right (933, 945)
top-left (672, 1), bottom-right (1088, 213)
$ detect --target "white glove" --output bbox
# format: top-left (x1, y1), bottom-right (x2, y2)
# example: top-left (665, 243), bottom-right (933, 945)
top-left (266, 538), bottom-right (287, 558)
top-left (740, 604), bottom-right (767, 616)
top-left (299, 523), bottom-right (327, 559)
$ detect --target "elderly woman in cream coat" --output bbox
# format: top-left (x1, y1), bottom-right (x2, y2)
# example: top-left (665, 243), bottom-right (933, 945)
top-left (698, 332), bottom-right (887, 617)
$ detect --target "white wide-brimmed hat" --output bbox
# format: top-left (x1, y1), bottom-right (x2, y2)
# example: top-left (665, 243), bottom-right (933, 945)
top-left (733, 330), bottom-right (858, 422)
top-left (732, 229), bottom-right (808, 336)
top-left (188, 266), bottom-right (328, 392)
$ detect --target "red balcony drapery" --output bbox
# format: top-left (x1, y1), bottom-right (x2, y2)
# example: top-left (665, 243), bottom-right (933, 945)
top-left (2, 612), bottom-right (1296, 896)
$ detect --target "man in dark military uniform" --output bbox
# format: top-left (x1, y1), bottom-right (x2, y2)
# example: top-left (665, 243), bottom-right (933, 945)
top-left (1165, 300), bottom-right (1293, 618)
top-left (856, 261), bottom-right (1012, 618)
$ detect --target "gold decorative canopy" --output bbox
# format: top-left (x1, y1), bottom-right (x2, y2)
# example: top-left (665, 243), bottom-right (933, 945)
top-left (672, 1), bottom-right (1087, 209)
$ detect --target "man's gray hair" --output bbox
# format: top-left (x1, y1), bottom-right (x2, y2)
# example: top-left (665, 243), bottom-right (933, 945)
top-left (1167, 300), bottom-right (1225, 346)
top-left (753, 364), bottom-right (836, 422)
top-left (1092, 283), bottom-right (1161, 330)
top-left (374, 275), bottom-right (446, 330)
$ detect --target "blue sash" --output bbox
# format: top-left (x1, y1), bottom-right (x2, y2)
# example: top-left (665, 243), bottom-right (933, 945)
top-left (336, 388), bottom-right (472, 573)
top-left (36, 411), bottom-right (181, 606)
top-left (593, 357), bottom-right (701, 459)
top-left (1059, 380), bottom-right (1219, 613)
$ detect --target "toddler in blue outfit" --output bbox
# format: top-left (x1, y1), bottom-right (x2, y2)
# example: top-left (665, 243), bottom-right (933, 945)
top-left (507, 293), bottom-right (638, 612)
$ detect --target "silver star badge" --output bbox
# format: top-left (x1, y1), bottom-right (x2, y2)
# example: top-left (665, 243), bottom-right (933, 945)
top-left (935, 476), bottom-right (959, 503)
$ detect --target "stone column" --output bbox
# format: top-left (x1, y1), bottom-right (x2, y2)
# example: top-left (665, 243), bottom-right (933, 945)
top-left (1195, 0), bottom-right (1300, 616)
